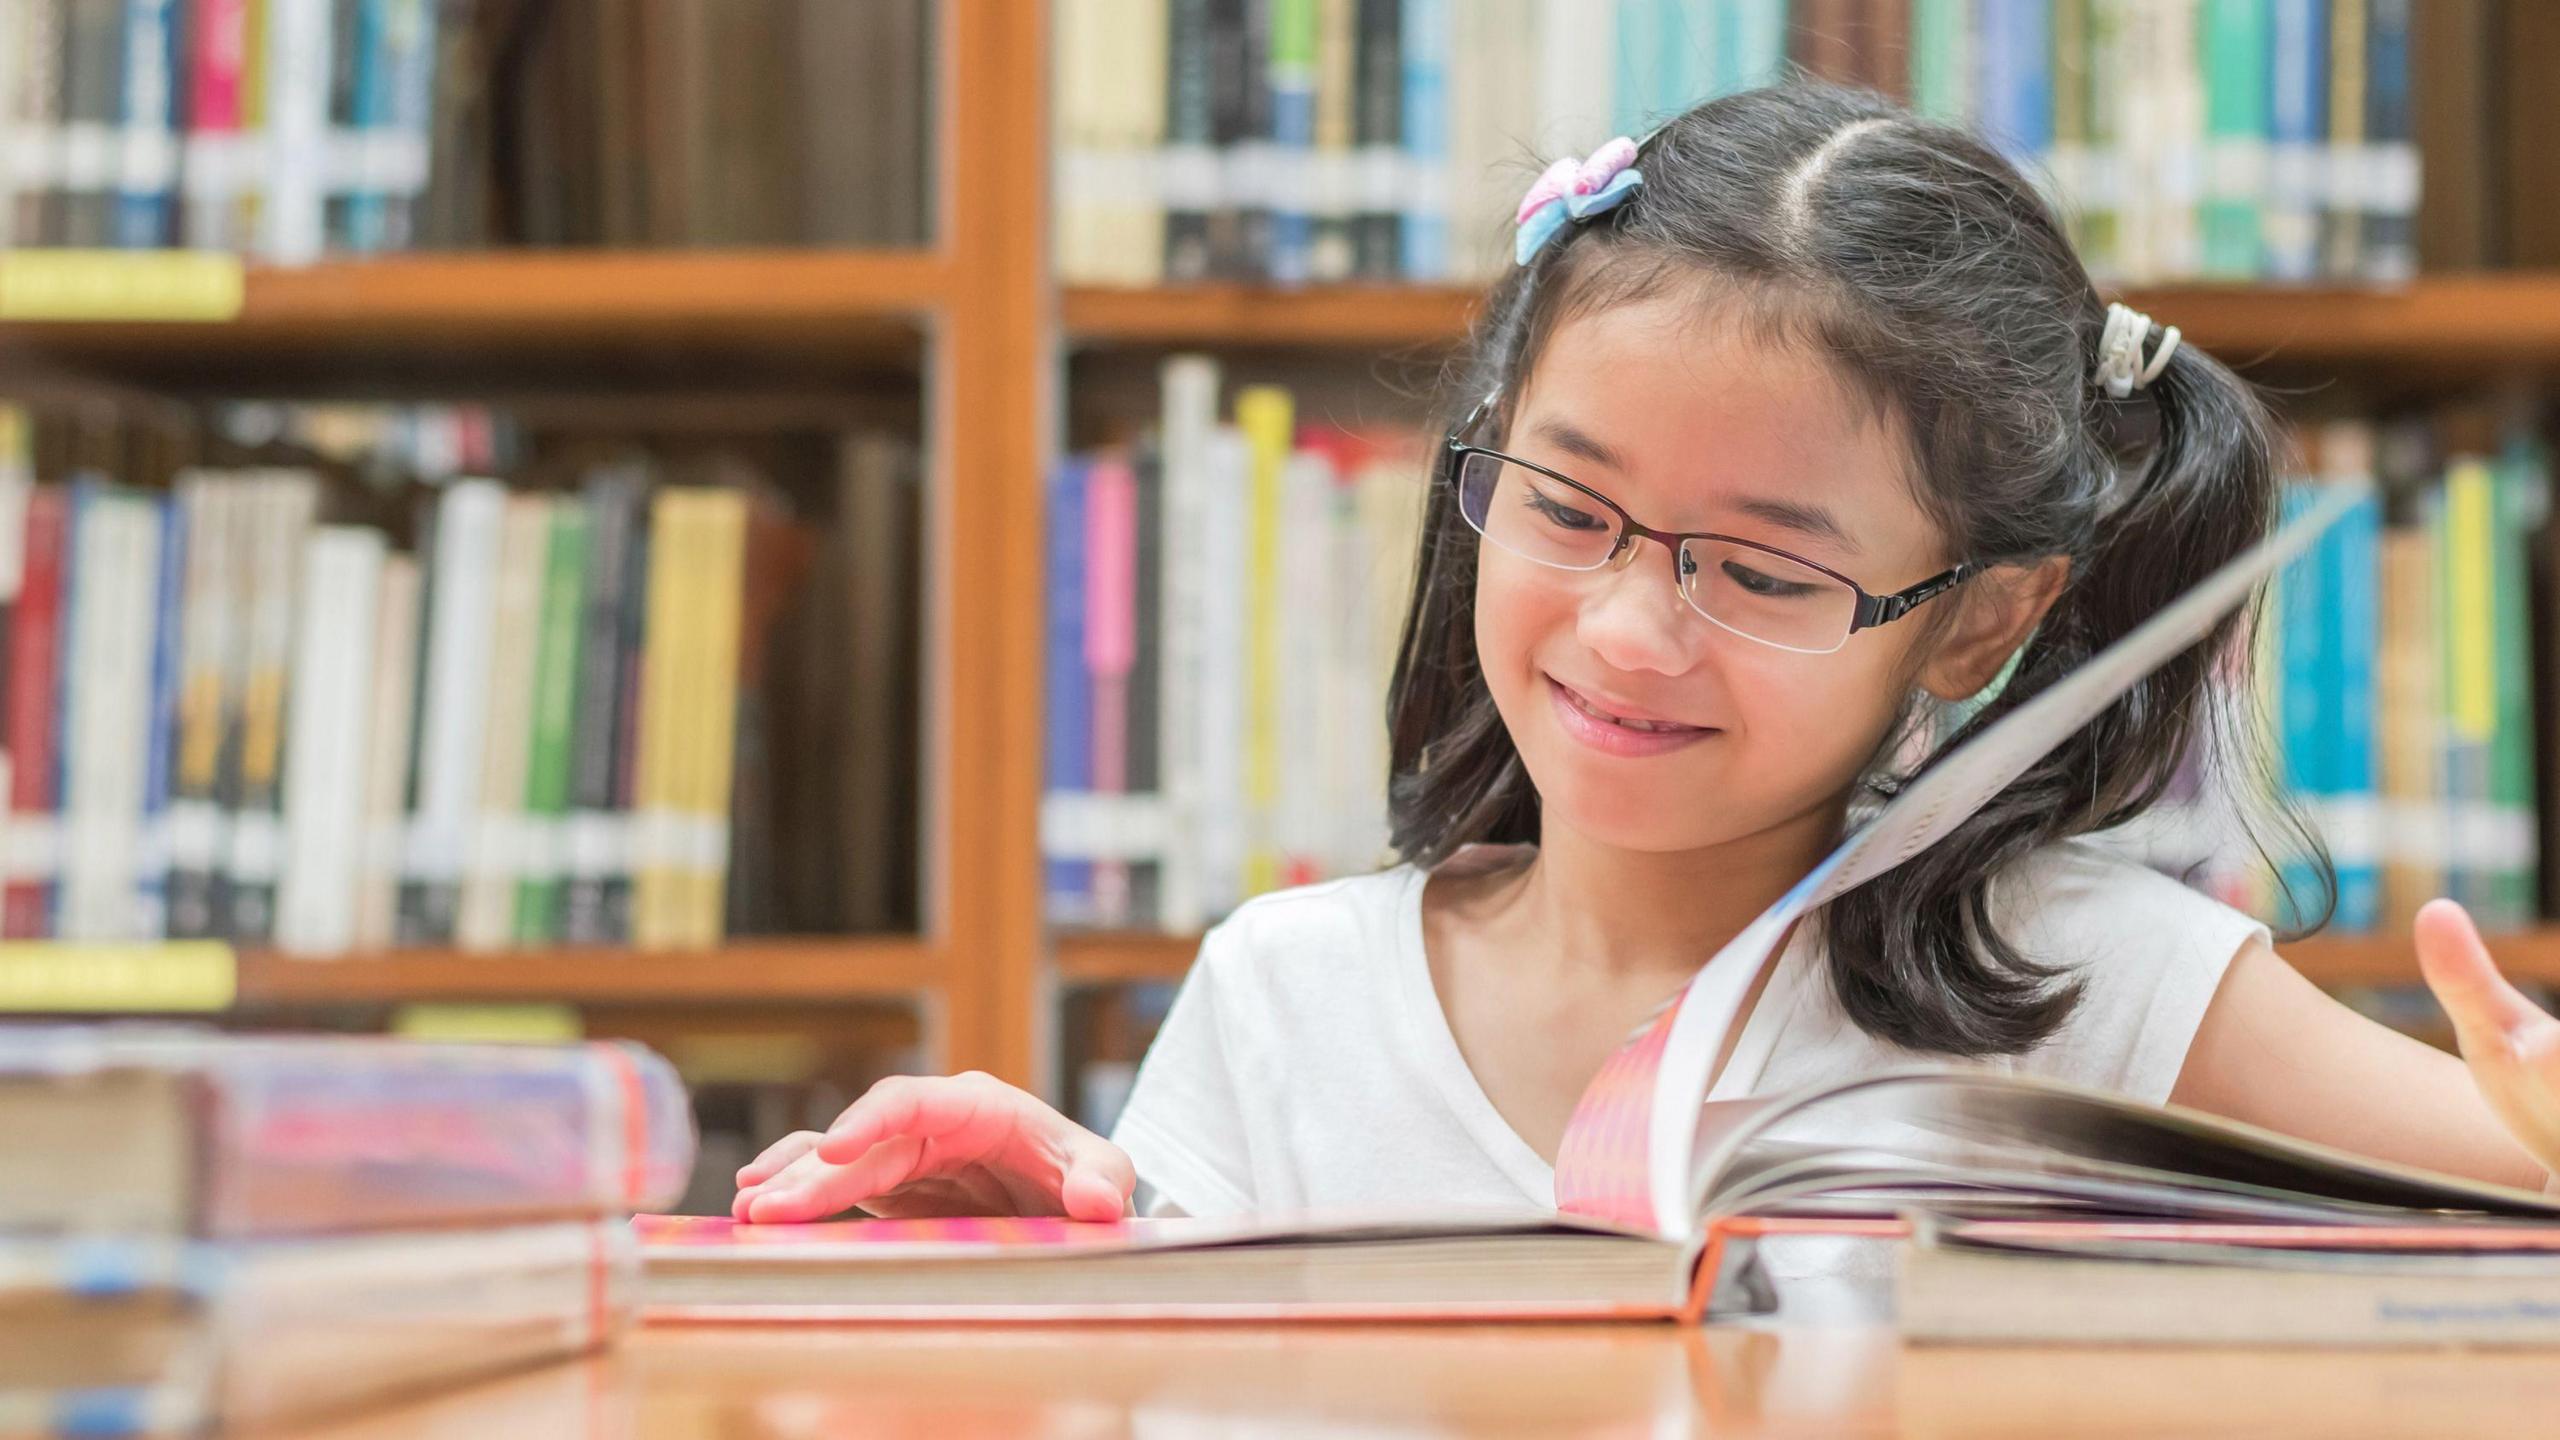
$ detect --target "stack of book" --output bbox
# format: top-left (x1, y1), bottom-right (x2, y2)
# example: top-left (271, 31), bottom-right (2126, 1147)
top-left (0, 0), bottom-right (933, 259)
top-left (0, 1024), bottom-right (695, 1433)
top-left (0, 401), bottom-right (925, 954)
top-left (1040, 356), bottom-right (1426, 931)
top-left (1054, 0), bottom-right (2427, 288)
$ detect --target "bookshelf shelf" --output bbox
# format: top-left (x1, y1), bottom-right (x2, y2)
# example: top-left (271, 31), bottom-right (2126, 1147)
top-left (236, 937), bottom-right (946, 1007)
top-left (1061, 275), bottom-right (2560, 372)
top-left (1058, 928), bottom-right (2560, 993)
top-left (1, 250), bottom-right (946, 391)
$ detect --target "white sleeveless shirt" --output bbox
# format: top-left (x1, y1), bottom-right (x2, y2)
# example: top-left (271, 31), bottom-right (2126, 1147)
top-left (1110, 838), bottom-right (2269, 1223)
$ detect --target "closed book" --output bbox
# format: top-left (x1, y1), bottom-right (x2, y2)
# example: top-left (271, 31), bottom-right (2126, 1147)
top-left (57, 0), bottom-right (122, 247)
top-left (275, 527), bottom-right (386, 957)
top-left (2264, 0), bottom-right (2328, 280)
top-left (399, 479), bottom-right (506, 946)
top-left (112, 0), bottom-right (180, 247)
top-left (0, 1026), bottom-right (693, 1236)
top-left (1042, 460), bottom-right (1093, 924)
top-left (1162, 0), bottom-right (1218, 281)
top-left (2322, 0), bottom-right (2368, 278)
top-left (2359, 0), bottom-right (2416, 282)
top-left (456, 493), bottom-right (550, 952)
top-left (684, 488), bottom-right (747, 948)
top-left (349, 553), bottom-right (420, 952)
top-left (2198, 0), bottom-right (2269, 278)
top-left (132, 488), bottom-right (184, 938)
top-left (515, 500), bottom-right (590, 945)
top-left (1348, 0), bottom-right (1401, 279)
top-left (0, 1219), bottom-right (633, 1438)
top-left (163, 475), bottom-right (236, 942)
top-left (259, 0), bottom-right (331, 263)
top-left (632, 490), bottom-right (689, 949)
top-left (57, 487), bottom-right (160, 943)
top-left (217, 473), bottom-right (318, 947)
top-left (1234, 385), bottom-right (1292, 897)
top-left (179, 0), bottom-right (251, 250)
top-left (3, 489), bottom-right (67, 939)
top-left (561, 465), bottom-right (642, 946)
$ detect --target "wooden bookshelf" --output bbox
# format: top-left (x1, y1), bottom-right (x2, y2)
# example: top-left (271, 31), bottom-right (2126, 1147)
top-left (236, 938), bottom-right (945, 1007)
top-left (1063, 275), bottom-right (2560, 373)
top-left (1059, 927), bottom-right (2560, 993)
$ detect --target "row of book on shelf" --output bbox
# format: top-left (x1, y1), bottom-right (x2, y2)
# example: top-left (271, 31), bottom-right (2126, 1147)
top-left (1, 1025), bottom-right (694, 1432)
top-left (1055, 0), bottom-right (2424, 290)
top-left (1041, 356), bottom-right (1424, 932)
top-left (1040, 385), bottom-right (2560, 941)
top-left (0, 402), bottom-right (923, 955)
top-left (0, 0), bottom-right (932, 258)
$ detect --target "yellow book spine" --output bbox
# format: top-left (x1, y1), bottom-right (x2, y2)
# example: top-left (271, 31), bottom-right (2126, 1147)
top-left (1233, 385), bottom-right (1293, 898)
top-left (2446, 459), bottom-right (2495, 743)
top-left (690, 492), bottom-right (748, 948)
top-left (634, 490), bottom-right (690, 949)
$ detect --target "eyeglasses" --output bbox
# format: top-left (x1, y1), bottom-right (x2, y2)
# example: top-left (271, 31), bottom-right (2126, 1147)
top-left (1441, 398), bottom-right (1974, 655)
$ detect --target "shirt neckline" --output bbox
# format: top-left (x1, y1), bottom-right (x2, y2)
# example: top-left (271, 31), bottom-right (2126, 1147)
top-left (1391, 852), bottom-right (1813, 1208)
top-left (1391, 859), bottom-right (1564, 1209)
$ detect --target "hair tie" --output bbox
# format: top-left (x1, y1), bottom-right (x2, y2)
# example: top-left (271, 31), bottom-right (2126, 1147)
top-left (2095, 302), bottom-right (2180, 398)
top-left (1514, 136), bottom-right (1644, 267)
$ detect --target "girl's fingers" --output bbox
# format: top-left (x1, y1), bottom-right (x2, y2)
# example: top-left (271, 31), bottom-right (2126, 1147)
top-left (815, 1073), bottom-right (1007, 1165)
top-left (1058, 1134), bottom-right (1138, 1222)
top-left (2417, 899), bottom-right (2546, 1050)
top-left (735, 1130), bottom-right (825, 1188)
top-left (746, 1133), bottom-right (928, 1224)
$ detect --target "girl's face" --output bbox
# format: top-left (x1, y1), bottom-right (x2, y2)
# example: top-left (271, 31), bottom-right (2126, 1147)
top-left (1476, 294), bottom-right (1963, 857)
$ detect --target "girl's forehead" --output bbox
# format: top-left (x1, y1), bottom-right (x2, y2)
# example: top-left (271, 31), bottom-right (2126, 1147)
top-left (1514, 298), bottom-right (1927, 532)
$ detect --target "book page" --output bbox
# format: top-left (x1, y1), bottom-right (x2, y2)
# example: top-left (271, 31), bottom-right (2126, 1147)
top-left (1553, 484), bottom-right (2361, 1239)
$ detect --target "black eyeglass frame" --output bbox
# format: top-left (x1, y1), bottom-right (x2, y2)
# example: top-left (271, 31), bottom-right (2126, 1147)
top-left (1437, 394), bottom-right (1976, 647)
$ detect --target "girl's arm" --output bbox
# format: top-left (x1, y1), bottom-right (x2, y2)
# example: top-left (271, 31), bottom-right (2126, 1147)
top-left (2172, 901), bottom-right (2558, 1193)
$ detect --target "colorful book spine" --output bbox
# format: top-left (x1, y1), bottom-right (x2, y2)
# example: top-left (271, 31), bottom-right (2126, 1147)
top-left (2359, 0), bottom-right (2416, 283)
top-left (1044, 459), bottom-right (1094, 923)
top-left (456, 493), bottom-right (550, 951)
top-left (114, 0), bottom-right (182, 247)
top-left (2199, 0), bottom-right (2269, 279)
top-left (1265, 0), bottom-right (1316, 285)
top-left (2263, 0), bottom-right (2327, 282)
top-left (683, 489), bottom-right (747, 948)
top-left (135, 479), bottom-right (187, 936)
top-left (516, 500), bottom-right (590, 944)
top-left (2322, 442), bottom-right (2380, 932)
top-left (165, 476), bottom-right (231, 939)
top-left (2488, 436), bottom-right (2544, 925)
top-left (221, 473), bottom-right (318, 945)
top-left (1397, 0), bottom-right (1448, 281)
top-left (2442, 455), bottom-right (2494, 915)
top-left (1085, 455), bottom-right (1139, 927)
top-left (2273, 483), bottom-right (2326, 930)
top-left (1234, 385), bottom-right (1292, 897)
top-left (1162, 0), bottom-right (1218, 281)
top-left (563, 468), bottom-right (641, 945)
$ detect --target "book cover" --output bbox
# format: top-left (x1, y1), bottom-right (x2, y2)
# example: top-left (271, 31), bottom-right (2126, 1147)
top-left (276, 527), bottom-right (386, 956)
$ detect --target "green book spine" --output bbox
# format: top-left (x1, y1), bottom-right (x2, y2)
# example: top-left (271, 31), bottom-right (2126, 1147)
top-left (1908, 0), bottom-right (1966, 119)
top-left (2081, 0), bottom-right (2125, 278)
top-left (2201, 0), bottom-right (2270, 277)
top-left (2050, 0), bottom-right (2091, 255)
top-left (516, 503), bottom-right (592, 944)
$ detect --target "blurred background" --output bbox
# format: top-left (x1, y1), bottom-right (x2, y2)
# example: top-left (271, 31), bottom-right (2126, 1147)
top-left (0, 0), bottom-right (2554, 1210)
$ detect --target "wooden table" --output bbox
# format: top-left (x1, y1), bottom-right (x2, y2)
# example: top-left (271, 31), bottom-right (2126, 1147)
top-left (287, 1322), bottom-right (2560, 1438)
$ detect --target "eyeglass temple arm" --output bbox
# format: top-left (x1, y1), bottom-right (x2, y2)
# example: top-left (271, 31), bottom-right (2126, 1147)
top-left (1852, 562), bottom-right (1975, 631)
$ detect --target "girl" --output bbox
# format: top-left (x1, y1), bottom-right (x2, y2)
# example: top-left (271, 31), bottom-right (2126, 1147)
top-left (734, 83), bottom-right (2560, 1230)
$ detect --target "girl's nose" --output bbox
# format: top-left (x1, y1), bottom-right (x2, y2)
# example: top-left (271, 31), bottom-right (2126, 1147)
top-left (1572, 538), bottom-right (1703, 676)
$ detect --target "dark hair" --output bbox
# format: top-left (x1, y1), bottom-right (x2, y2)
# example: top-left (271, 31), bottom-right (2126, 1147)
top-left (1384, 81), bottom-right (2331, 1056)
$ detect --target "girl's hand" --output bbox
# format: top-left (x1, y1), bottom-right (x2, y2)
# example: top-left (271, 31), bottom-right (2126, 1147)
top-left (729, 1071), bottom-right (1136, 1224)
top-left (2415, 899), bottom-right (2560, 1188)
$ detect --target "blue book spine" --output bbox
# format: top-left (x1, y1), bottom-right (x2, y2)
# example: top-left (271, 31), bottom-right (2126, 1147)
top-left (113, 0), bottom-right (180, 247)
top-left (1398, 0), bottom-right (1448, 280)
top-left (2360, 0), bottom-right (2415, 282)
top-left (2330, 489), bottom-right (2381, 931)
top-left (1266, 2), bottom-right (1315, 285)
top-left (342, 0), bottom-right (392, 251)
top-left (136, 494), bottom-right (185, 937)
top-left (2264, 0), bottom-right (2327, 281)
top-left (2274, 484), bottom-right (2326, 929)
top-left (1044, 461), bottom-right (1093, 921)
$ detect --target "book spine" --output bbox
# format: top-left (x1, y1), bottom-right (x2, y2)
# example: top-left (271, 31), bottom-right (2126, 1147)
top-left (1264, 0), bottom-right (1315, 286)
top-left (515, 500), bottom-right (589, 945)
top-left (1908, 0), bottom-right (1968, 121)
top-left (1397, 0), bottom-right (1447, 281)
top-left (604, 512), bottom-right (649, 944)
top-left (182, 0), bottom-right (249, 249)
top-left (134, 483), bottom-right (185, 937)
top-left (0, 414), bottom-right (24, 900)
top-left (58, 0), bottom-right (123, 247)
top-left (260, 0), bottom-right (330, 262)
top-left (456, 493), bottom-right (548, 952)
top-left (164, 476), bottom-right (227, 939)
top-left (687, 491), bottom-right (746, 948)
top-left (1154, 355), bottom-right (1218, 931)
top-left (2273, 483), bottom-right (2325, 929)
top-left (2322, 0), bottom-right (2368, 280)
top-left (2444, 456), bottom-right (2495, 914)
top-left (2198, 0), bottom-right (2269, 279)
top-left (2327, 461), bottom-right (2381, 931)
top-left (113, 0), bottom-right (179, 246)
top-left (563, 470), bottom-right (638, 945)
top-left (632, 491), bottom-right (687, 949)
top-left (1043, 460), bottom-right (1093, 923)
top-left (1235, 386), bottom-right (1292, 898)
top-left (4, 488), bottom-right (64, 938)
top-left (2489, 436), bottom-right (2544, 925)
top-left (2264, 0), bottom-right (2326, 282)
top-left (2359, 0), bottom-right (2416, 283)
top-left (1198, 427), bottom-right (1252, 918)
top-left (400, 478), bottom-right (505, 946)
top-left (338, 0), bottom-right (393, 251)
top-left (61, 490), bottom-right (158, 942)
top-left (221, 473), bottom-right (317, 947)
top-left (1307, 0), bottom-right (1354, 283)
top-left (350, 552), bottom-right (420, 951)
top-left (1163, 0), bottom-right (1218, 282)
top-left (376, 0), bottom-right (436, 248)
top-left (277, 527), bottom-right (385, 955)
top-left (1349, 0), bottom-right (1400, 281)
top-left (1084, 455), bottom-right (1138, 928)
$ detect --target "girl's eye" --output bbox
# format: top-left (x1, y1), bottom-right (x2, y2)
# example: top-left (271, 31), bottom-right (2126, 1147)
top-left (1720, 559), bottom-right (1821, 600)
top-left (1520, 488), bottom-right (1608, 533)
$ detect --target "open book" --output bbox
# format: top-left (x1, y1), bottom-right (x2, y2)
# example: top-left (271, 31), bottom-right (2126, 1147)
top-left (638, 485), bottom-right (2560, 1324)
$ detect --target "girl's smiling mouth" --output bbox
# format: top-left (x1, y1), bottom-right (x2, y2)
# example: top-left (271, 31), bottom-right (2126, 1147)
top-left (1545, 675), bottom-right (1719, 755)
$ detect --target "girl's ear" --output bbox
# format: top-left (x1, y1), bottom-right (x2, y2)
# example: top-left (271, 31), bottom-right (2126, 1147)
top-left (1917, 557), bottom-right (2072, 701)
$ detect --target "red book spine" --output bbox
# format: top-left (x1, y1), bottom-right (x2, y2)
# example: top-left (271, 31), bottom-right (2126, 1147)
top-left (5, 489), bottom-right (65, 938)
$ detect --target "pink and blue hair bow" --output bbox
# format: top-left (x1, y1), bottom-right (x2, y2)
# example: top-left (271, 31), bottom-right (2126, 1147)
top-left (1514, 135), bottom-right (1644, 267)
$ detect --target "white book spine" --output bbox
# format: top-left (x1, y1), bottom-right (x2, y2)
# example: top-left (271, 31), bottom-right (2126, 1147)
top-left (277, 528), bottom-right (385, 955)
top-left (1155, 354), bottom-right (1219, 930)
top-left (62, 497), bottom-right (159, 941)
top-left (1197, 427), bottom-right (1252, 918)
top-left (260, 0), bottom-right (331, 263)
top-left (1276, 448), bottom-right (1333, 880)
top-left (407, 480), bottom-right (507, 925)
top-left (457, 495), bottom-right (550, 952)
top-left (351, 554), bottom-right (421, 951)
